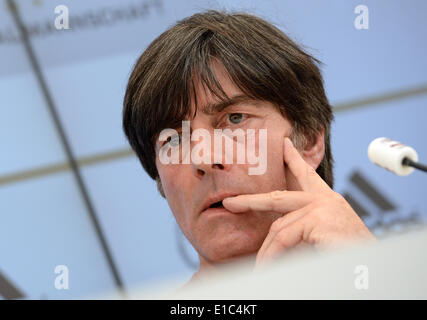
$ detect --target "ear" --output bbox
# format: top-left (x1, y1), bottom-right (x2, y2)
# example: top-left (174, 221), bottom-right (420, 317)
top-left (301, 129), bottom-right (325, 170)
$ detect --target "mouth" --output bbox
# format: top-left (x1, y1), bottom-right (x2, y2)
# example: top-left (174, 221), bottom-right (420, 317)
top-left (201, 193), bottom-right (237, 215)
top-left (209, 201), bottom-right (224, 209)
top-left (202, 201), bottom-right (228, 215)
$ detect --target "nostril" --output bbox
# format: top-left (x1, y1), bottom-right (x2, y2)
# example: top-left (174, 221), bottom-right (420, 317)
top-left (213, 163), bottom-right (224, 170)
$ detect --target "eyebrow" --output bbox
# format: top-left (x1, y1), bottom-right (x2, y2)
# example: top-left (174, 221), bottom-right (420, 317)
top-left (199, 94), bottom-right (259, 115)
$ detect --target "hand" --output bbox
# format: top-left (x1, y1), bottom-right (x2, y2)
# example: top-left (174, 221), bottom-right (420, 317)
top-left (222, 137), bottom-right (376, 266)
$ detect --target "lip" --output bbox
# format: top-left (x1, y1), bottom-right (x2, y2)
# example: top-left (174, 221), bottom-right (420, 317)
top-left (201, 206), bottom-right (232, 216)
top-left (200, 192), bottom-right (239, 215)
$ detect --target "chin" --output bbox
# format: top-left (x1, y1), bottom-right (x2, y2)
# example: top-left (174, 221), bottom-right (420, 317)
top-left (198, 233), bottom-right (262, 264)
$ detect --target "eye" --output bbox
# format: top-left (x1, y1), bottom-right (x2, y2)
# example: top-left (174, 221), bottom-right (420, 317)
top-left (166, 133), bottom-right (181, 147)
top-left (228, 113), bottom-right (244, 124)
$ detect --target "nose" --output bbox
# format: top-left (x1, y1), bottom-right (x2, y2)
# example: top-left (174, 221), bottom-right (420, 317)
top-left (190, 133), bottom-right (232, 179)
top-left (192, 161), bottom-right (231, 178)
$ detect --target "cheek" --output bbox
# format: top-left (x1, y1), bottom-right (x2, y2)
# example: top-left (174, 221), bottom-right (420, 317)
top-left (266, 132), bottom-right (285, 167)
top-left (157, 164), bottom-right (194, 216)
top-left (266, 119), bottom-right (292, 164)
top-left (157, 165), bottom-right (180, 199)
top-left (157, 165), bottom-right (196, 243)
top-left (158, 167), bottom-right (185, 221)
top-left (261, 129), bottom-right (289, 189)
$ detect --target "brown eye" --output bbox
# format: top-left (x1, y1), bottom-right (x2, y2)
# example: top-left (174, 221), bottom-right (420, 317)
top-left (228, 113), bottom-right (244, 124)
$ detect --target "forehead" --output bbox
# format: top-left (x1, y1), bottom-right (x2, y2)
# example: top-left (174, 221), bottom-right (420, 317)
top-left (190, 60), bottom-right (261, 117)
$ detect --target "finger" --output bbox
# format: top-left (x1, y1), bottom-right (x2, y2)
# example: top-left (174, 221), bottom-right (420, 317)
top-left (284, 137), bottom-right (329, 193)
top-left (222, 190), bottom-right (315, 213)
top-left (257, 206), bottom-right (310, 261)
top-left (257, 241), bottom-right (314, 268)
top-left (257, 217), bottom-right (308, 263)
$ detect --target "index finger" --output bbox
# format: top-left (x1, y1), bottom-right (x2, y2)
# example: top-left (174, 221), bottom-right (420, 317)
top-left (222, 190), bottom-right (314, 213)
top-left (284, 137), bottom-right (330, 193)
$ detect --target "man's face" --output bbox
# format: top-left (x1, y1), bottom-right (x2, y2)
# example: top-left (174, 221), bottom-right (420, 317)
top-left (155, 62), bottom-right (295, 265)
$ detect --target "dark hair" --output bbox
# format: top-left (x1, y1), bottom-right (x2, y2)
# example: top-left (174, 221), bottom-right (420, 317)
top-left (123, 9), bottom-right (334, 191)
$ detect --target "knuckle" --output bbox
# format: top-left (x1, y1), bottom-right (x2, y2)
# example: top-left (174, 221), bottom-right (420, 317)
top-left (269, 190), bottom-right (283, 200)
top-left (269, 190), bottom-right (285, 211)
top-left (269, 219), bottom-right (282, 233)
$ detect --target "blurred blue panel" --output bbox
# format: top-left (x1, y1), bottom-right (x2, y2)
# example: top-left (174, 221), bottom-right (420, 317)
top-left (81, 156), bottom-right (198, 289)
top-left (42, 53), bottom-right (137, 157)
top-left (0, 172), bottom-right (116, 299)
top-left (14, 0), bottom-right (176, 70)
top-left (0, 71), bottom-right (67, 176)
top-left (0, 2), bottom-right (29, 76)
top-left (0, 2), bottom-right (66, 176)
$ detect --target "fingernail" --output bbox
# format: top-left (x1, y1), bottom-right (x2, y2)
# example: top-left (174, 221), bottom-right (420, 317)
top-left (284, 137), bottom-right (292, 147)
top-left (222, 197), bottom-right (235, 204)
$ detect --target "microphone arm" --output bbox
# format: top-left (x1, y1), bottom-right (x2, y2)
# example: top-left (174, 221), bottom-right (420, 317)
top-left (402, 157), bottom-right (427, 173)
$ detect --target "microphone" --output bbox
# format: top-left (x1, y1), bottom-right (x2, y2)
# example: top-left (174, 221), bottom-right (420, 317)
top-left (367, 137), bottom-right (427, 175)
